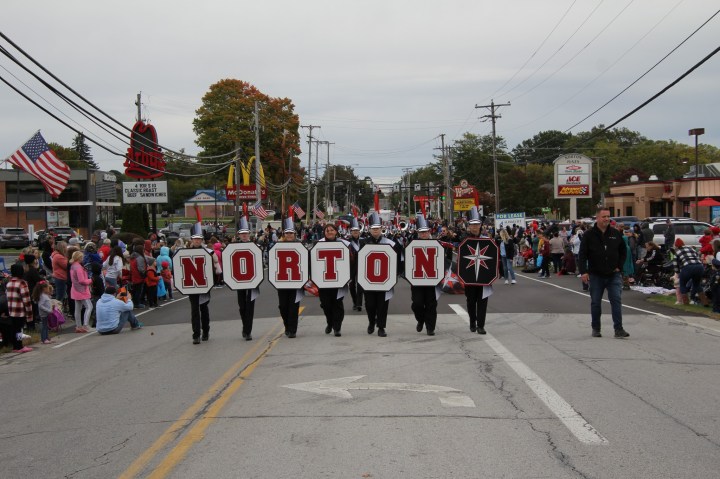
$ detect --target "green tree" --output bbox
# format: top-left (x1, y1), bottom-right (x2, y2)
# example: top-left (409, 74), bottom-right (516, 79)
top-left (121, 204), bottom-right (148, 237)
top-left (72, 133), bottom-right (99, 169)
top-left (48, 142), bottom-right (80, 168)
top-left (192, 79), bottom-right (303, 206)
top-left (450, 133), bottom-right (508, 213)
top-left (511, 130), bottom-right (572, 165)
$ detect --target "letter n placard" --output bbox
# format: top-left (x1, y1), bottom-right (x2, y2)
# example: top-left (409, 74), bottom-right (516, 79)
top-left (268, 242), bottom-right (309, 289)
top-left (357, 244), bottom-right (397, 291)
top-left (404, 239), bottom-right (444, 286)
top-left (172, 248), bottom-right (215, 295)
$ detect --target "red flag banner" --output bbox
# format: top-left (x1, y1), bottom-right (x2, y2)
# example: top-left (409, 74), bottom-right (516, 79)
top-left (8, 131), bottom-right (70, 198)
top-left (374, 191), bottom-right (380, 212)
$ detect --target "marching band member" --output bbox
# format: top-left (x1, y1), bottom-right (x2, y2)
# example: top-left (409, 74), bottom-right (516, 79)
top-left (347, 218), bottom-right (364, 312)
top-left (317, 223), bottom-right (351, 336)
top-left (187, 226), bottom-right (219, 344)
top-left (235, 216), bottom-right (259, 341)
top-left (362, 213), bottom-right (402, 337)
top-left (462, 206), bottom-right (493, 335)
top-left (275, 218), bottom-right (303, 338)
top-left (409, 214), bottom-right (441, 336)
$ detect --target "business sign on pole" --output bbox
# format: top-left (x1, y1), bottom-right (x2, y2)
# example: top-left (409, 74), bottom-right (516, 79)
top-left (453, 179), bottom-right (478, 211)
top-left (123, 181), bottom-right (168, 204)
top-left (554, 154), bottom-right (593, 199)
top-left (494, 213), bottom-right (526, 231)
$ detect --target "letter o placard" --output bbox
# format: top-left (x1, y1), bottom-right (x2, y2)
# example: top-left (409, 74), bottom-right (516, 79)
top-left (310, 242), bottom-right (351, 288)
top-left (404, 239), bottom-right (444, 287)
top-left (268, 242), bottom-right (309, 289)
top-left (172, 248), bottom-right (215, 295)
top-left (357, 243), bottom-right (397, 291)
top-left (222, 242), bottom-right (264, 290)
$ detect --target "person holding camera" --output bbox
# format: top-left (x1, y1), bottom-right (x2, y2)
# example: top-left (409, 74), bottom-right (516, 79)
top-left (95, 285), bottom-right (143, 335)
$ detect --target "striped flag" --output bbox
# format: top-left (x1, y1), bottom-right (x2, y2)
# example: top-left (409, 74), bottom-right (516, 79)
top-left (8, 131), bottom-right (70, 198)
top-left (313, 207), bottom-right (325, 220)
top-left (291, 201), bottom-right (305, 219)
top-left (250, 200), bottom-right (268, 219)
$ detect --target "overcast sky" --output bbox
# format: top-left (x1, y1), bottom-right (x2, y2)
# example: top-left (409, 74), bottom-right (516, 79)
top-left (1, 0), bottom-right (718, 187)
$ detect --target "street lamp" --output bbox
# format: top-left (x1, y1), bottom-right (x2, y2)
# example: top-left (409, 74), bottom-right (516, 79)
top-left (689, 128), bottom-right (705, 220)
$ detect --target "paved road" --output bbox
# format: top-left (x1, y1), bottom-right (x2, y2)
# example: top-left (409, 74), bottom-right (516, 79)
top-left (1, 272), bottom-right (719, 478)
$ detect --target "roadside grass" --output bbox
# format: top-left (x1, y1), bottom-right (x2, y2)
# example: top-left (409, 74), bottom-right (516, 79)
top-left (646, 294), bottom-right (720, 321)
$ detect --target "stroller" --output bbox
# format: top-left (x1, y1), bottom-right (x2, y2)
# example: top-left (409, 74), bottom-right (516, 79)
top-left (637, 260), bottom-right (674, 289)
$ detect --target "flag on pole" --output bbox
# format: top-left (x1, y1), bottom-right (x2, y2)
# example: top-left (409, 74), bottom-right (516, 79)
top-left (313, 207), bottom-right (325, 220)
top-left (291, 201), bottom-right (305, 219)
top-left (7, 131), bottom-right (70, 198)
top-left (373, 190), bottom-right (380, 212)
top-left (351, 203), bottom-right (359, 218)
top-left (250, 200), bottom-right (269, 219)
top-left (193, 203), bottom-right (203, 236)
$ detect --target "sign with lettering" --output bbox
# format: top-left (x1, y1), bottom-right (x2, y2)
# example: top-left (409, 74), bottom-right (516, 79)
top-left (124, 121), bottom-right (166, 179)
top-left (226, 185), bottom-right (268, 201)
top-left (554, 154), bottom-right (592, 199)
top-left (357, 244), bottom-right (398, 291)
top-left (268, 242), bottom-right (309, 289)
top-left (221, 243), bottom-right (264, 290)
top-left (494, 212), bottom-right (526, 231)
top-left (404, 240), bottom-right (444, 286)
top-left (310, 242), bottom-right (351, 288)
top-left (122, 181), bottom-right (168, 204)
top-left (172, 247), bottom-right (215, 294)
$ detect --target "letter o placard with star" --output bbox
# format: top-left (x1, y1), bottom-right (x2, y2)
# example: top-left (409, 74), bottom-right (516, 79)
top-left (457, 238), bottom-right (499, 286)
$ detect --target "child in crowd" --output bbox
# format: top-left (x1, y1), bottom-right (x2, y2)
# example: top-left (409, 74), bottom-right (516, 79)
top-left (160, 260), bottom-right (173, 300)
top-left (145, 258), bottom-right (159, 308)
top-left (33, 281), bottom-right (54, 344)
top-left (90, 262), bottom-right (105, 328)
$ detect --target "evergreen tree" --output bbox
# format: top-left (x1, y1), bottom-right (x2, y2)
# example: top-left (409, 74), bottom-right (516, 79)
top-left (72, 133), bottom-right (99, 169)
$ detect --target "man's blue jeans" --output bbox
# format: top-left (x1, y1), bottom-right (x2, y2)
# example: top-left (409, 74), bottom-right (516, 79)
top-left (99, 310), bottom-right (140, 335)
top-left (502, 257), bottom-right (516, 280)
top-left (589, 272), bottom-right (623, 331)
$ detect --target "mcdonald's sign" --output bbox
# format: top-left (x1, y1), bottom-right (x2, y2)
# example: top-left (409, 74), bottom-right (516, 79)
top-left (226, 156), bottom-right (267, 200)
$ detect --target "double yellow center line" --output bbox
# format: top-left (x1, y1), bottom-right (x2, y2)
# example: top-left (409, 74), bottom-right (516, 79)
top-left (120, 307), bottom-right (303, 479)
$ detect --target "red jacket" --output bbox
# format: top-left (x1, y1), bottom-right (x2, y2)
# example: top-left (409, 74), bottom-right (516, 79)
top-left (145, 267), bottom-right (160, 287)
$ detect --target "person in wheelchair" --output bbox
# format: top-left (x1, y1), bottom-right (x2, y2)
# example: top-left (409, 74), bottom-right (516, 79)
top-left (635, 241), bottom-right (664, 285)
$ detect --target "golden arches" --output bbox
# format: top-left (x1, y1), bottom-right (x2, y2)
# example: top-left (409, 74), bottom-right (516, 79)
top-left (226, 156), bottom-right (266, 188)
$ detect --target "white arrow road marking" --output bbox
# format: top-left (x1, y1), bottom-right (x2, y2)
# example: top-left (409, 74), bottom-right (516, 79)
top-left (449, 304), bottom-right (608, 445)
top-left (283, 375), bottom-right (476, 407)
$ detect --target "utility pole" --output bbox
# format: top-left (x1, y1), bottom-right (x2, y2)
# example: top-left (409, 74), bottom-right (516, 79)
top-left (135, 92), bottom-right (142, 122)
top-left (253, 101), bottom-right (262, 203)
top-left (300, 125), bottom-right (319, 225)
top-left (475, 100), bottom-right (510, 214)
top-left (312, 139), bottom-right (322, 223)
top-left (434, 134), bottom-right (451, 221)
top-left (402, 168), bottom-right (412, 217)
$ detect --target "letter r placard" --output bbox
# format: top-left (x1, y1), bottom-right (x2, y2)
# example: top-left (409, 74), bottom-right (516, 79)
top-left (268, 242), bottom-right (309, 289)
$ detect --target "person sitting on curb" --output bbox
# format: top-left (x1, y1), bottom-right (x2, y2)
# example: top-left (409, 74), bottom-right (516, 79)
top-left (95, 285), bottom-right (143, 335)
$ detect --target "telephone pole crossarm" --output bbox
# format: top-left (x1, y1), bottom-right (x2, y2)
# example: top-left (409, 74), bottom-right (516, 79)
top-left (475, 100), bottom-right (510, 215)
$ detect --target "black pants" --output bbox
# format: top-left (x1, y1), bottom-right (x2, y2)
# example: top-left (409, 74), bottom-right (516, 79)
top-left (319, 288), bottom-right (345, 332)
top-left (189, 294), bottom-right (210, 339)
top-left (349, 277), bottom-right (364, 308)
top-left (464, 286), bottom-right (488, 329)
top-left (411, 286), bottom-right (437, 332)
top-left (0, 317), bottom-right (24, 350)
top-left (364, 291), bottom-right (389, 329)
top-left (132, 282), bottom-right (145, 307)
top-left (146, 285), bottom-right (158, 307)
top-left (277, 289), bottom-right (300, 334)
top-left (237, 289), bottom-right (256, 336)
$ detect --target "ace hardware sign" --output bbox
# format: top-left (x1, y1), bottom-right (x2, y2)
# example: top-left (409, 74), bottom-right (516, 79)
top-left (554, 154), bottom-right (592, 199)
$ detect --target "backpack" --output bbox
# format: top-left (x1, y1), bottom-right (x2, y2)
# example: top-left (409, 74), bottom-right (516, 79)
top-left (47, 308), bottom-right (66, 331)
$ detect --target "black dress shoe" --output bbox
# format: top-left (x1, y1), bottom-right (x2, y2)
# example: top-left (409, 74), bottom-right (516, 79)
top-left (284, 331), bottom-right (290, 337)
top-left (477, 328), bottom-right (486, 335)
top-left (202, 333), bottom-right (209, 341)
top-left (287, 332), bottom-right (296, 338)
top-left (357, 306), bottom-right (362, 312)
top-left (416, 322), bottom-right (423, 332)
top-left (367, 324), bottom-right (375, 335)
top-left (334, 331), bottom-right (341, 337)
top-left (193, 337), bottom-right (201, 345)
top-left (325, 325), bottom-right (332, 334)
top-left (241, 332), bottom-right (248, 340)
top-left (244, 333), bottom-right (252, 341)
top-left (378, 328), bottom-right (387, 337)
top-left (470, 324), bottom-right (477, 332)
top-left (427, 330), bottom-right (435, 336)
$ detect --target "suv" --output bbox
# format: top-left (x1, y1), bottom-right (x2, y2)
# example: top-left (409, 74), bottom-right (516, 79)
top-left (160, 223), bottom-right (193, 243)
top-left (48, 226), bottom-right (80, 244)
top-left (0, 227), bottom-right (30, 249)
top-left (648, 220), bottom-right (712, 247)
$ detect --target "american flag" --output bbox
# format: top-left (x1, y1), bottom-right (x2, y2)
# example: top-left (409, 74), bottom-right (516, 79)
top-left (291, 201), bottom-right (305, 219)
top-left (8, 131), bottom-right (70, 198)
top-left (250, 200), bottom-right (268, 219)
top-left (313, 207), bottom-right (325, 220)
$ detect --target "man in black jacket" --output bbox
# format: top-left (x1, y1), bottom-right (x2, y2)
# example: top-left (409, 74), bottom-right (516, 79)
top-left (579, 207), bottom-right (630, 339)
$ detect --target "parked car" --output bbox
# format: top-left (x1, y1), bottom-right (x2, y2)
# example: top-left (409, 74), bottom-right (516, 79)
top-left (0, 227), bottom-right (31, 249)
top-left (159, 223), bottom-right (193, 243)
top-left (648, 220), bottom-right (712, 247)
top-left (47, 226), bottom-right (82, 244)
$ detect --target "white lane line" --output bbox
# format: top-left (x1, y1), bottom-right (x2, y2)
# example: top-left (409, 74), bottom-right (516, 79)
top-left (449, 303), bottom-right (609, 445)
top-left (52, 296), bottom-right (188, 349)
top-left (518, 273), bottom-right (675, 319)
